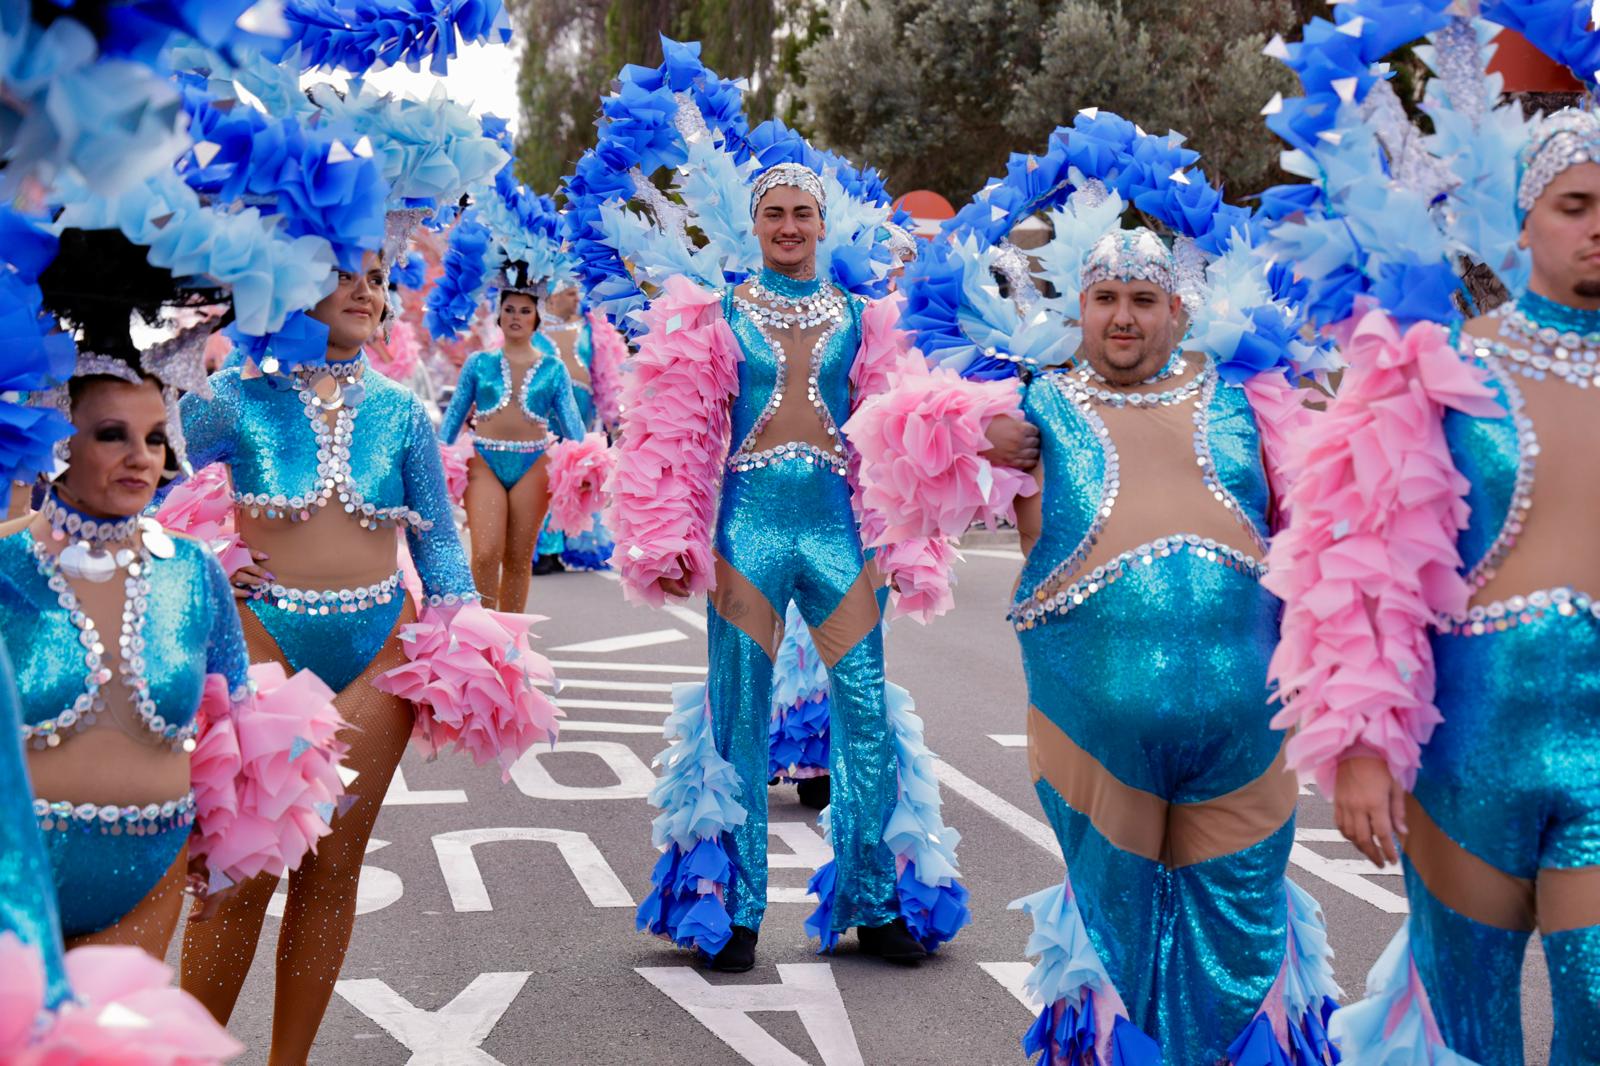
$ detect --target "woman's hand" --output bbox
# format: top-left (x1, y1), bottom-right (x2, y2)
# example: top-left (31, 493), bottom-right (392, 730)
top-left (654, 555), bottom-right (696, 600)
top-left (980, 416), bottom-right (1041, 471)
top-left (230, 548), bottom-right (273, 600)
top-left (1334, 755), bottom-right (1409, 868)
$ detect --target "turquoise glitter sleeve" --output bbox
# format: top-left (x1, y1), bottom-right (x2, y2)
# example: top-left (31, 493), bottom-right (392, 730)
top-left (178, 370), bottom-right (241, 469)
top-left (547, 359), bottom-right (585, 442)
top-left (438, 354), bottom-right (479, 445)
top-left (198, 546), bottom-right (250, 693)
top-left (402, 399), bottom-right (478, 603)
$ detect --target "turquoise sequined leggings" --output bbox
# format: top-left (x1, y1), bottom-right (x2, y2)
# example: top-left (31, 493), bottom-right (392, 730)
top-left (1407, 605), bottom-right (1600, 1064)
top-left (1019, 551), bottom-right (1294, 1061)
top-left (708, 457), bottom-right (898, 934)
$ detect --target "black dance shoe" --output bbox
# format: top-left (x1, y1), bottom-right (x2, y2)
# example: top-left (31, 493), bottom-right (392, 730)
top-left (857, 918), bottom-right (927, 965)
top-left (796, 775), bottom-right (831, 810)
top-left (531, 553), bottom-right (565, 576)
top-left (706, 925), bottom-right (758, 973)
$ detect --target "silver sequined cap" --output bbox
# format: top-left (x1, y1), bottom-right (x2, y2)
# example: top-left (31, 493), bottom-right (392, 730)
top-left (749, 163), bottom-right (827, 220)
top-left (1081, 227), bottom-right (1178, 294)
top-left (1518, 108), bottom-right (1600, 215)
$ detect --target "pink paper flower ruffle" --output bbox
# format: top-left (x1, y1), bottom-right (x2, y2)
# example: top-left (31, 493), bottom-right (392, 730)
top-left (190, 664), bottom-right (348, 887)
top-left (1264, 307), bottom-right (1502, 794)
top-left (153, 464), bottom-right (252, 577)
top-left (546, 432), bottom-right (615, 536)
top-left (587, 310), bottom-right (628, 433)
top-left (607, 276), bottom-right (739, 606)
top-left (439, 437), bottom-right (473, 506)
top-left (373, 602), bottom-right (562, 780)
top-left (0, 934), bottom-right (243, 1064)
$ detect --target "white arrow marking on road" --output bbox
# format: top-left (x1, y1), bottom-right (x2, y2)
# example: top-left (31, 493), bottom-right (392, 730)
top-left (432, 827), bottom-right (635, 910)
top-left (768, 821), bottom-right (832, 904)
top-left (559, 720), bottom-right (663, 734)
top-left (550, 659), bottom-right (706, 675)
top-left (961, 547), bottom-right (1025, 560)
top-left (664, 602), bottom-right (708, 632)
top-left (988, 734), bottom-right (1027, 748)
top-left (552, 628), bottom-right (688, 654)
top-left (637, 963), bottom-right (864, 1066)
top-left (979, 962), bottom-right (1043, 1011)
top-left (510, 740), bottom-right (658, 800)
top-left (384, 767), bottom-right (468, 806)
top-left (931, 758), bottom-right (1060, 856)
top-left (269, 839), bottom-right (401, 918)
top-left (556, 698), bottom-right (674, 713)
top-left (1289, 844), bottom-right (1409, 912)
top-left (334, 971), bottom-right (531, 1066)
top-left (557, 677), bottom-right (677, 693)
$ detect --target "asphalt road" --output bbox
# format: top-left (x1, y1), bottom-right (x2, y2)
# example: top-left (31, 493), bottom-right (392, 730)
top-left (174, 550), bottom-right (1556, 1064)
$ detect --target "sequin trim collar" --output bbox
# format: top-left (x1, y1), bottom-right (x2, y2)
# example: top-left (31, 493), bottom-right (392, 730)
top-left (41, 491), bottom-right (138, 546)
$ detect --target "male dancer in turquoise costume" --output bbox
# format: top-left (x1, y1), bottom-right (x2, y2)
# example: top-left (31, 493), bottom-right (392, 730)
top-left (1283, 108), bottom-right (1600, 1064)
top-left (622, 164), bottom-right (1018, 972)
top-left (995, 229), bottom-right (1336, 1061)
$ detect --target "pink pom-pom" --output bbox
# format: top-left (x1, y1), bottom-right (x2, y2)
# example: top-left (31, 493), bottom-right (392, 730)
top-left (1264, 308), bottom-right (1501, 794)
top-left (844, 366), bottom-right (1037, 543)
top-left (372, 602), bottom-right (563, 780)
top-left (0, 933), bottom-right (243, 1064)
top-left (154, 465), bottom-right (252, 577)
top-left (608, 276), bottom-right (739, 606)
top-left (439, 437), bottom-right (472, 505)
top-left (586, 310), bottom-right (628, 433)
top-left (877, 536), bottom-right (958, 623)
top-left (546, 433), bottom-right (615, 536)
top-left (191, 665), bottom-right (348, 887)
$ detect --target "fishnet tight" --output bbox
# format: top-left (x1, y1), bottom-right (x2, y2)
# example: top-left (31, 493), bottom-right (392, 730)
top-left (179, 601), bottom-right (415, 1066)
top-left (463, 453), bottom-right (546, 613)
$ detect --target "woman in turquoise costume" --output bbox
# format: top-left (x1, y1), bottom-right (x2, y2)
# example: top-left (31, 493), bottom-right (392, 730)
top-left (1263, 5), bottom-right (1600, 1058)
top-left (848, 111), bottom-right (1341, 1062)
top-left (438, 278), bottom-right (585, 610)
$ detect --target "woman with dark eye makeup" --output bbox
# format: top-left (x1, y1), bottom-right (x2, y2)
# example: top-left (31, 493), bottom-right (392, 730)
top-left (0, 237), bottom-right (347, 968)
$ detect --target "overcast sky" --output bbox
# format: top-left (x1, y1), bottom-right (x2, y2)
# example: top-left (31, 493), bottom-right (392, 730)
top-left (302, 36), bottom-right (526, 134)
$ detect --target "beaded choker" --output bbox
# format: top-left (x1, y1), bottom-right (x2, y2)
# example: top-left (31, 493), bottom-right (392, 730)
top-left (42, 491), bottom-right (137, 547)
top-left (1083, 351), bottom-right (1187, 387)
top-left (40, 490), bottom-right (174, 583)
top-left (1067, 361), bottom-right (1203, 408)
top-left (744, 269), bottom-right (844, 330)
top-left (1479, 293), bottom-right (1600, 388)
top-left (540, 318), bottom-right (583, 334)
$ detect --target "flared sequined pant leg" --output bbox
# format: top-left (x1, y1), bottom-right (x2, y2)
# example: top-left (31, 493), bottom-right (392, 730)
top-left (708, 459), bottom-right (898, 933)
top-left (1407, 609), bottom-right (1600, 1064)
top-left (1019, 554), bottom-right (1294, 1061)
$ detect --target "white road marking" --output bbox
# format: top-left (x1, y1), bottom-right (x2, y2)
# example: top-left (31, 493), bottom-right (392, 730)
top-left (988, 734), bottom-right (1027, 748)
top-left (557, 677), bottom-right (677, 693)
top-left (552, 628), bottom-right (688, 654)
top-left (557, 697), bottom-right (674, 713)
top-left (979, 962), bottom-right (1042, 1011)
top-left (637, 963), bottom-right (864, 1066)
top-left (269, 839), bottom-right (400, 918)
top-left (334, 971), bottom-right (531, 1065)
top-left (510, 740), bottom-right (658, 800)
top-left (1289, 844), bottom-right (1409, 913)
top-left (550, 659), bottom-right (706, 675)
top-left (664, 602), bottom-right (708, 632)
top-left (433, 827), bottom-right (634, 910)
top-left (961, 547), bottom-right (1025, 560)
top-left (560, 720), bottom-right (663, 734)
top-left (383, 767), bottom-right (468, 806)
top-left (768, 821), bottom-right (832, 904)
top-left (932, 758), bottom-right (1060, 857)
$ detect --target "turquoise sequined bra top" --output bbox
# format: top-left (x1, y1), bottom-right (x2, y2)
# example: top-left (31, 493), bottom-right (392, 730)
top-left (179, 356), bottom-right (476, 603)
top-left (0, 514), bottom-right (249, 752)
top-left (437, 338), bottom-right (587, 446)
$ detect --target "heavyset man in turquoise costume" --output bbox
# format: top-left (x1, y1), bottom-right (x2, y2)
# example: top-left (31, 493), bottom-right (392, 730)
top-left (996, 229), bottom-right (1337, 1062)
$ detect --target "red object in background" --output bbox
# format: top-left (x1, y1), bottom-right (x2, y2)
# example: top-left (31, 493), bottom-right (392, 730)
top-left (1490, 27), bottom-right (1586, 92)
top-left (894, 190), bottom-right (955, 222)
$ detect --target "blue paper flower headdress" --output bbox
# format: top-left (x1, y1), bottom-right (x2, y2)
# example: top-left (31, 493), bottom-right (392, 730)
top-left (899, 108), bottom-right (1326, 385)
top-left (1258, 0), bottom-right (1599, 331)
top-left (561, 36), bottom-right (914, 335)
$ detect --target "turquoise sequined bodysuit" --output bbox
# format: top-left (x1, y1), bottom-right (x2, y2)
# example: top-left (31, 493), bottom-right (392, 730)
top-left (1013, 365), bottom-right (1321, 1060)
top-left (181, 356), bottom-right (477, 693)
top-left (0, 514), bottom-right (250, 937)
top-left (1400, 306), bottom-right (1600, 1064)
top-left (438, 338), bottom-right (585, 490)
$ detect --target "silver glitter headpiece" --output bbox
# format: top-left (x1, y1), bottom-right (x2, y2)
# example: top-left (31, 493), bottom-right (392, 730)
top-left (1081, 227), bottom-right (1178, 294)
top-left (1518, 108), bottom-right (1600, 216)
top-left (749, 163), bottom-right (827, 220)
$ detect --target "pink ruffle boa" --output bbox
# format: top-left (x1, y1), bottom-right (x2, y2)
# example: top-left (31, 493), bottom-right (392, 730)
top-left (190, 664), bottom-right (348, 890)
top-left (586, 310), bottom-right (628, 433)
top-left (546, 432), bottom-right (615, 536)
top-left (1264, 306), bottom-right (1502, 795)
top-left (0, 934), bottom-right (242, 1064)
top-left (607, 276), bottom-right (739, 606)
